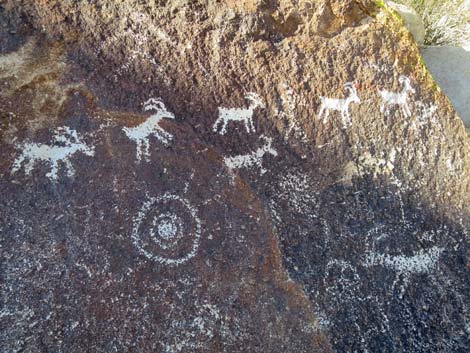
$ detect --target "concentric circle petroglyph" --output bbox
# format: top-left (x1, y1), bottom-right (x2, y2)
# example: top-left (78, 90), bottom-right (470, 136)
top-left (131, 193), bottom-right (202, 266)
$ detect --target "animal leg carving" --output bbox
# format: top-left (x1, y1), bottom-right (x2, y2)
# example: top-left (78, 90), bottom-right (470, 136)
top-left (64, 159), bottom-right (75, 177)
top-left (318, 106), bottom-right (325, 120)
top-left (144, 139), bottom-right (150, 161)
top-left (249, 117), bottom-right (255, 133)
top-left (135, 140), bottom-right (143, 162)
top-left (244, 120), bottom-right (251, 133)
top-left (24, 159), bottom-right (35, 175)
top-left (341, 111), bottom-right (351, 127)
top-left (46, 161), bottom-right (59, 180)
top-left (220, 120), bottom-right (228, 135)
top-left (212, 118), bottom-right (221, 133)
top-left (323, 109), bottom-right (330, 123)
top-left (157, 129), bottom-right (172, 145)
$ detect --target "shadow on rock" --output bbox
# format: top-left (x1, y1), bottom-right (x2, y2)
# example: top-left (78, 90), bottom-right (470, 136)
top-left (266, 169), bottom-right (470, 352)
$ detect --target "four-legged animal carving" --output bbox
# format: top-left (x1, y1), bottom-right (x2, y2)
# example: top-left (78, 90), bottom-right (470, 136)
top-left (213, 92), bottom-right (264, 135)
top-left (11, 126), bottom-right (95, 181)
top-left (379, 75), bottom-right (415, 117)
top-left (123, 98), bottom-right (175, 162)
top-left (10, 79), bottom-right (417, 181)
top-left (318, 82), bottom-right (361, 127)
top-left (224, 135), bottom-right (278, 176)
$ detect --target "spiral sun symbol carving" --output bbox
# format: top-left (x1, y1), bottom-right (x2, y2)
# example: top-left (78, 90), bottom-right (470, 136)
top-left (131, 193), bottom-right (202, 266)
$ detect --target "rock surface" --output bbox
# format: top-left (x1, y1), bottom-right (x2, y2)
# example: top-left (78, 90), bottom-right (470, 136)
top-left (1, 1), bottom-right (469, 352)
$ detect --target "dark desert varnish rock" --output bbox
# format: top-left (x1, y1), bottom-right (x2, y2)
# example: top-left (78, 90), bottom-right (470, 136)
top-left (1, 1), bottom-right (469, 352)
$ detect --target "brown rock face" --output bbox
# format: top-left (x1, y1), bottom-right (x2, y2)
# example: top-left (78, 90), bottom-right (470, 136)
top-left (1, 1), bottom-right (469, 352)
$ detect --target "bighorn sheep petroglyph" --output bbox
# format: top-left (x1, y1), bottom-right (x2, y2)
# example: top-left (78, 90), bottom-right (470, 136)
top-left (318, 82), bottom-right (361, 127)
top-left (224, 135), bottom-right (278, 176)
top-left (11, 126), bottom-right (95, 181)
top-left (123, 98), bottom-right (175, 162)
top-left (379, 75), bottom-right (415, 117)
top-left (213, 92), bottom-right (265, 135)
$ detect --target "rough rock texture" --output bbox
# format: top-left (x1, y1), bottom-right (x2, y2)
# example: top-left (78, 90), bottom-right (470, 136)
top-left (1, 1), bottom-right (469, 352)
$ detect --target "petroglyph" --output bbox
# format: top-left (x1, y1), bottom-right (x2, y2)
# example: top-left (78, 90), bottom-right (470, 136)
top-left (131, 193), bottom-right (202, 266)
top-left (213, 92), bottom-right (264, 135)
top-left (364, 246), bottom-right (444, 275)
top-left (318, 82), bottom-right (360, 127)
top-left (123, 98), bottom-right (175, 162)
top-left (224, 136), bottom-right (277, 176)
top-left (11, 127), bottom-right (95, 181)
top-left (363, 246), bottom-right (445, 295)
top-left (379, 75), bottom-right (415, 117)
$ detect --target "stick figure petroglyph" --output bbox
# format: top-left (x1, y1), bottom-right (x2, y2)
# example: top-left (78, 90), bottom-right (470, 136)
top-left (379, 75), bottom-right (415, 117)
top-left (11, 126), bottom-right (95, 181)
top-left (318, 82), bottom-right (361, 127)
top-left (212, 92), bottom-right (264, 135)
top-left (123, 98), bottom-right (175, 162)
top-left (224, 135), bottom-right (278, 176)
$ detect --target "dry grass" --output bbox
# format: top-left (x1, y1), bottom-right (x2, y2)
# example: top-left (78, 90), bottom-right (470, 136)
top-left (396, 0), bottom-right (470, 45)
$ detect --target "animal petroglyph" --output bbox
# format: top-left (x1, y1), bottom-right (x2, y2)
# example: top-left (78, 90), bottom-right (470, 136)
top-left (123, 98), bottom-right (175, 162)
top-left (318, 82), bottom-right (360, 127)
top-left (379, 75), bottom-right (415, 117)
top-left (364, 246), bottom-right (444, 275)
top-left (213, 92), bottom-right (264, 135)
top-left (224, 135), bottom-right (278, 176)
top-left (131, 193), bottom-right (202, 266)
top-left (364, 246), bottom-right (444, 295)
top-left (11, 126), bottom-right (95, 181)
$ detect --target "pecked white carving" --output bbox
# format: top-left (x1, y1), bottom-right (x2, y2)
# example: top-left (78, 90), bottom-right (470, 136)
top-left (123, 98), bottom-right (175, 162)
top-left (213, 92), bottom-right (264, 135)
top-left (224, 135), bottom-right (278, 176)
top-left (11, 126), bottom-right (95, 181)
top-left (131, 193), bottom-right (202, 266)
top-left (318, 82), bottom-right (361, 127)
top-left (364, 246), bottom-right (444, 276)
top-left (379, 75), bottom-right (415, 117)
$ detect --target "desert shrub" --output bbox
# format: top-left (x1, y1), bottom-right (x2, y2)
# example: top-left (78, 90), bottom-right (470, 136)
top-left (395, 0), bottom-right (470, 45)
